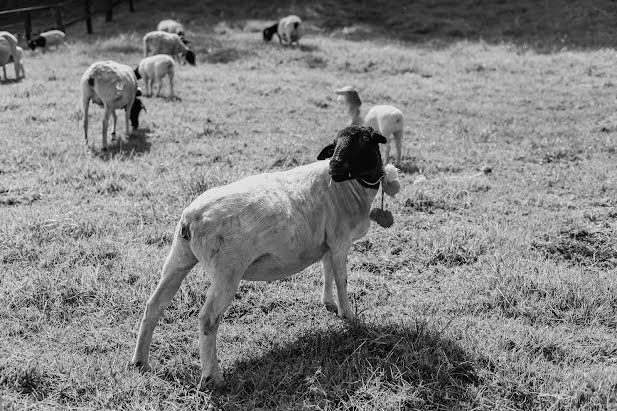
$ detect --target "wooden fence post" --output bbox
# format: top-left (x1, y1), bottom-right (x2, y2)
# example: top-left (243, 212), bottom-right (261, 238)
top-left (25, 12), bottom-right (32, 40)
top-left (54, 7), bottom-right (64, 31)
top-left (105, 0), bottom-right (112, 22)
top-left (84, 0), bottom-right (92, 33)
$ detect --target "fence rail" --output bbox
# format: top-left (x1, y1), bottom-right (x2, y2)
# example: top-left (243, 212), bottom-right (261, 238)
top-left (0, 0), bottom-right (135, 40)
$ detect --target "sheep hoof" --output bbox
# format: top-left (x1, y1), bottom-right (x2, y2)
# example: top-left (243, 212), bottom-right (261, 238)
top-left (198, 373), bottom-right (224, 390)
top-left (323, 302), bottom-right (337, 314)
top-left (130, 361), bottom-right (152, 372)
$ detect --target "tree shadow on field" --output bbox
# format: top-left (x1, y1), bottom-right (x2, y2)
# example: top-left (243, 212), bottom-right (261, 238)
top-left (93, 127), bottom-right (152, 160)
top-left (208, 320), bottom-right (480, 409)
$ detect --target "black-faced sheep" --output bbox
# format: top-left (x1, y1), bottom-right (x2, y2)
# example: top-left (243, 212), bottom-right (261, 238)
top-left (263, 15), bottom-right (302, 46)
top-left (131, 125), bottom-right (390, 388)
top-left (143, 31), bottom-right (195, 66)
top-left (28, 29), bottom-right (66, 52)
top-left (156, 19), bottom-right (189, 45)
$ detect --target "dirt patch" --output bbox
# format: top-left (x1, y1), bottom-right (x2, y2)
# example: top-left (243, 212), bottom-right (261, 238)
top-left (533, 227), bottom-right (617, 268)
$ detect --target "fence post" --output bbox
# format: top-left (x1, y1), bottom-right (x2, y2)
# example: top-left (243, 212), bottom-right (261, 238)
top-left (105, 0), bottom-right (112, 22)
top-left (54, 7), bottom-right (64, 31)
top-left (25, 12), bottom-right (32, 40)
top-left (128, 0), bottom-right (135, 12)
top-left (84, 0), bottom-right (92, 33)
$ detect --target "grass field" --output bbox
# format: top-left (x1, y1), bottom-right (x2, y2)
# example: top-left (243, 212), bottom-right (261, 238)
top-left (1, 1), bottom-right (617, 409)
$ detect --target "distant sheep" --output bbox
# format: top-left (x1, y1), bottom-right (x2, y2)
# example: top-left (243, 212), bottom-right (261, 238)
top-left (81, 60), bottom-right (146, 150)
top-left (135, 54), bottom-right (175, 98)
top-left (0, 31), bottom-right (20, 80)
top-left (335, 86), bottom-right (404, 165)
top-left (143, 31), bottom-right (195, 65)
top-left (28, 29), bottom-right (66, 52)
top-left (156, 19), bottom-right (188, 44)
top-left (263, 15), bottom-right (302, 46)
top-left (131, 125), bottom-right (389, 388)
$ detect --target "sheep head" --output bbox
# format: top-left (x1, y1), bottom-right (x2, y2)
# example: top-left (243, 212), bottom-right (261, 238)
top-left (263, 23), bottom-right (278, 41)
top-left (129, 98), bottom-right (146, 129)
top-left (184, 50), bottom-right (196, 66)
top-left (28, 36), bottom-right (45, 50)
top-left (318, 126), bottom-right (386, 184)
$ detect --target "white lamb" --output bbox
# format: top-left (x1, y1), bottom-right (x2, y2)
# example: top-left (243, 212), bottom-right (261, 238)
top-left (143, 31), bottom-right (195, 65)
top-left (335, 86), bottom-right (404, 165)
top-left (262, 15), bottom-right (303, 46)
top-left (81, 60), bottom-right (146, 150)
top-left (132, 125), bottom-right (390, 388)
top-left (156, 19), bottom-right (186, 42)
top-left (28, 29), bottom-right (66, 52)
top-left (134, 54), bottom-right (175, 98)
top-left (0, 31), bottom-right (20, 80)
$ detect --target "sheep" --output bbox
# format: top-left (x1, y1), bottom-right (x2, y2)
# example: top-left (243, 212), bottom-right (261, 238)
top-left (131, 125), bottom-right (390, 388)
top-left (81, 60), bottom-right (146, 150)
top-left (263, 15), bottom-right (302, 46)
top-left (143, 31), bottom-right (195, 66)
top-left (134, 54), bottom-right (175, 98)
top-left (28, 29), bottom-right (66, 52)
top-left (335, 86), bottom-right (404, 165)
top-left (7, 46), bottom-right (25, 79)
top-left (0, 31), bottom-right (20, 80)
top-left (156, 19), bottom-right (188, 44)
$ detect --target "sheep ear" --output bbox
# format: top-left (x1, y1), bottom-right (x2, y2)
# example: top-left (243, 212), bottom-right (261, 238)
top-left (370, 130), bottom-right (387, 144)
top-left (317, 143), bottom-right (335, 160)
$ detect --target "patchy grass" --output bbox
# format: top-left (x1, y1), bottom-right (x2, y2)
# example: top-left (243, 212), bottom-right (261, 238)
top-left (1, 0), bottom-right (617, 410)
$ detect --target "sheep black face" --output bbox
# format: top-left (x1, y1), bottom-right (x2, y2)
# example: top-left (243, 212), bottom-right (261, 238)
top-left (133, 66), bottom-right (141, 80)
top-left (28, 36), bottom-right (45, 51)
top-left (129, 98), bottom-right (146, 129)
top-left (318, 126), bottom-right (386, 183)
top-left (263, 23), bottom-right (278, 42)
top-left (184, 50), bottom-right (196, 66)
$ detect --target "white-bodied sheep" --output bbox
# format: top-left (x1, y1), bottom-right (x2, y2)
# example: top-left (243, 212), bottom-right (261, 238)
top-left (156, 19), bottom-right (186, 42)
top-left (143, 31), bottom-right (195, 65)
top-left (0, 31), bottom-right (19, 80)
top-left (28, 29), bottom-right (66, 51)
top-left (263, 15), bottom-right (302, 46)
top-left (135, 54), bottom-right (175, 98)
top-left (335, 86), bottom-right (404, 165)
top-left (132, 125), bottom-right (389, 388)
top-left (81, 60), bottom-right (146, 150)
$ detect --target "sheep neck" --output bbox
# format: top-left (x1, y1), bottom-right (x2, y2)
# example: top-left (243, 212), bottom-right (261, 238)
top-left (347, 105), bottom-right (363, 126)
top-left (331, 178), bottom-right (378, 217)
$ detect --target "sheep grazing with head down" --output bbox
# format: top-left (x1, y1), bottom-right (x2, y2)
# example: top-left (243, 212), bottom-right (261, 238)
top-left (132, 125), bottom-right (392, 388)
top-left (134, 54), bottom-right (175, 98)
top-left (28, 29), bottom-right (66, 52)
top-left (0, 31), bottom-right (21, 80)
top-left (156, 19), bottom-right (188, 44)
top-left (81, 60), bottom-right (146, 150)
top-left (143, 31), bottom-right (195, 66)
top-left (263, 15), bottom-right (302, 46)
top-left (335, 86), bottom-right (404, 165)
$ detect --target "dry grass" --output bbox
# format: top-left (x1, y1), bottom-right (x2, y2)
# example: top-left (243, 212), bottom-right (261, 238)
top-left (1, 1), bottom-right (617, 410)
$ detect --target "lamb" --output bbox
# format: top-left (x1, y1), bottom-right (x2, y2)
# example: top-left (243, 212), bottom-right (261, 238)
top-left (0, 31), bottom-right (20, 80)
top-left (143, 31), bottom-right (195, 65)
top-left (263, 15), bottom-right (302, 46)
top-left (156, 19), bottom-right (188, 44)
top-left (132, 125), bottom-right (389, 388)
top-left (81, 60), bottom-right (146, 150)
top-left (134, 54), bottom-right (175, 98)
top-left (28, 29), bottom-right (66, 52)
top-left (335, 86), bottom-right (404, 165)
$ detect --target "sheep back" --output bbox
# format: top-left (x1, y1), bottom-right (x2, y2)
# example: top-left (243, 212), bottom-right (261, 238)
top-left (41, 29), bottom-right (65, 46)
top-left (82, 61), bottom-right (138, 109)
top-left (143, 31), bottom-right (185, 56)
top-left (278, 15), bottom-right (302, 43)
top-left (157, 19), bottom-right (184, 36)
top-left (138, 54), bottom-right (175, 79)
top-left (364, 105), bottom-right (403, 137)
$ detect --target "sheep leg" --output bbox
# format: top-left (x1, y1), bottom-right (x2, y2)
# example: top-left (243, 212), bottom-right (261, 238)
top-left (168, 70), bottom-right (174, 99)
top-left (83, 97), bottom-right (90, 147)
top-left (132, 227), bottom-right (199, 372)
top-left (2, 65), bottom-right (6, 81)
top-left (197, 271), bottom-right (242, 389)
top-left (111, 110), bottom-right (117, 139)
top-left (102, 106), bottom-right (110, 150)
top-left (125, 101), bottom-right (132, 136)
top-left (155, 78), bottom-right (161, 97)
top-left (330, 250), bottom-right (354, 320)
top-left (383, 140), bottom-right (392, 165)
top-left (393, 130), bottom-right (403, 165)
top-left (320, 251), bottom-right (336, 309)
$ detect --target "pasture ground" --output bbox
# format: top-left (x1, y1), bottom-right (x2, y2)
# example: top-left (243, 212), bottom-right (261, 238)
top-left (1, 1), bottom-right (617, 409)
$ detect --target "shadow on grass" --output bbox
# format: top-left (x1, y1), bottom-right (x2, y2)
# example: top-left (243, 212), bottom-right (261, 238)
top-left (204, 319), bottom-right (479, 409)
top-left (1, 77), bottom-right (24, 85)
top-left (93, 127), bottom-right (152, 160)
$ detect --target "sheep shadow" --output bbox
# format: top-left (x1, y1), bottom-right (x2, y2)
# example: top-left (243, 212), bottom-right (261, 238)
top-left (93, 127), bottom-right (152, 160)
top-left (163, 319), bottom-right (480, 409)
top-left (0, 77), bottom-right (24, 85)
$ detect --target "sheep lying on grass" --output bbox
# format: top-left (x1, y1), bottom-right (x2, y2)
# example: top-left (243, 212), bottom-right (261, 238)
top-left (81, 60), bottom-right (146, 150)
top-left (143, 31), bottom-right (195, 65)
top-left (263, 15), bottom-right (303, 46)
top-left (132, 125), bottom-right (389, 388)
top-left (156, 19), bottom-right (188, 44)
top-left (0, 31), bottom-right (20, 80)
top-left (335, 86), bottom-right (404, 165)
top-left (135, 54), bottom-right (175, 98)
top-left (28, 29), bottom-right (66, 52)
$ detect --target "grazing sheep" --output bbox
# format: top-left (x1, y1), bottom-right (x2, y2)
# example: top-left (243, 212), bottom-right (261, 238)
top-left (28, 29), bottom-right (66, 52)
top-left (132, 125), bottom-right (389, 388)
top-left (143, 31), bottom-right (195, 65)
top-left (263, 15), bottom-right (302, 46)
top-left (135, 54), bottom-right (175, 98)
top-left (0, 31), bottom-right (19, 80)
top-left (81, 60), bottom-right (146, 150)
top-left (156, 19), bottom-right (188, 44)
top-left (335, 86), bottom-right (404, 165)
